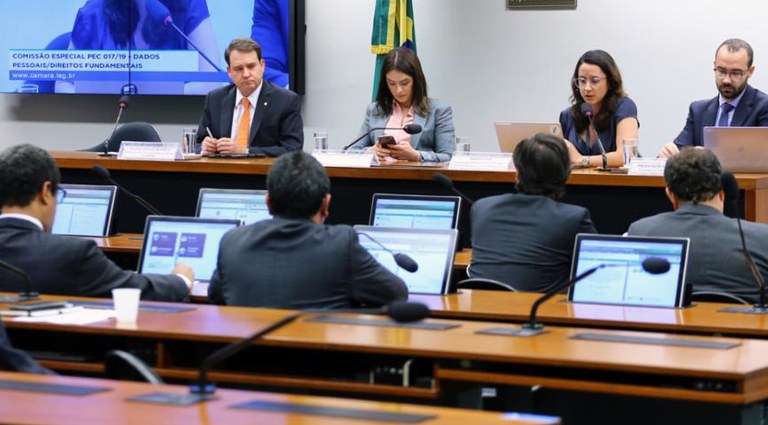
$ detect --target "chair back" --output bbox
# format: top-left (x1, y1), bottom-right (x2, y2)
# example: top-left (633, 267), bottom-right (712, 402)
top-left (691, 291), bottom-right (750, 305)
top-left (104, 350), bottom-right (164, 384)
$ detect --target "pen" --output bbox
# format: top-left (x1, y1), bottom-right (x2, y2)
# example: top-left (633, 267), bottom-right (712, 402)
top-left (205, 126), bottom-right (214, 139)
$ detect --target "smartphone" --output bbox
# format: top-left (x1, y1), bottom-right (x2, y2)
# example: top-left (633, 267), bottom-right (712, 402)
top-left (377, 135), bottom-right (396, 147)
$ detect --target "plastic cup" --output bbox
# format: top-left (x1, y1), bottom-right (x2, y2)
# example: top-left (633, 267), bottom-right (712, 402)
top-left (112, 288), bottom-right (141, 323)
top-left (314, 131), bottom-right (329, 150)
top-left (455, 137), bottom-right (471, 153)
top-left (623, 138), bottom-right (638, 167)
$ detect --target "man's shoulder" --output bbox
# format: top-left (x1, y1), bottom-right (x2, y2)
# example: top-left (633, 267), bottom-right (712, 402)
top-left (263, 80), bottom-right (299, 100)
top-left (628, 212), bottom-right (676, 233)
top-left (206, 84), bottom-right (236, 99)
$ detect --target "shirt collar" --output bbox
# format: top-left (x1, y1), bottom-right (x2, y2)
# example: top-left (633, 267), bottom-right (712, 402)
top-left (235, 82), bottom-right (263, 109)
top-left (0, 213), bottom-right (44, 230)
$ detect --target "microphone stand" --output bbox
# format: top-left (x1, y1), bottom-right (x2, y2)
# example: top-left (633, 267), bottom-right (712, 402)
top-left (0, 259), bottom-right (40, 302)
top-left (342, 125), bottom-right (422, 151)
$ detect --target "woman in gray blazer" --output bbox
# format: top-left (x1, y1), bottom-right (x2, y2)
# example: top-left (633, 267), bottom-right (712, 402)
top-left (352, 47), bottom-right (455, 162)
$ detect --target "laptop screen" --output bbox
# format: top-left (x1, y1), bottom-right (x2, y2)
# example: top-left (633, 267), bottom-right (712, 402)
top-left (196, 188), bottom-right (271, 225)
top-left (494, 122), bottom-right (563, 153)
top-left (354, 225), bottom-right (457, 295)
top-left (369, 194), bottom-right (461, 230)
top-left (138, 216), bottom-right (241, 283)
top-left (568, 234), bottom-right (690, 308)
top-left (52, 184), bottom-right (117, 236)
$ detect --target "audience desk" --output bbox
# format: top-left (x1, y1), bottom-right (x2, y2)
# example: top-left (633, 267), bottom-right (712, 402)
top-left (0, 372), bottom-right (556, 425)
top-left (52, 151), bottom-right (768, 237)
top-left (3, 294), bottom-right (768, 423)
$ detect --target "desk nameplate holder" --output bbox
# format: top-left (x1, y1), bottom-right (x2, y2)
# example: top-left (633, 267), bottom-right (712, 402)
top-left (448, 152), bottom-right (512, 171)
top-left (232, 399), bottom-right (436, 423)
top-left (306, 314), bottom-right (460, 330)
top-left (0, 379), bottom-right (109, 396)
top-left (118, 141), bottom-right (198, 161)
top-left (628, 158), bottom-right (667, 176)
top-left (312, 149), bottom-right (375, 168)
top-left (70, 301), bottom-right (195, 313)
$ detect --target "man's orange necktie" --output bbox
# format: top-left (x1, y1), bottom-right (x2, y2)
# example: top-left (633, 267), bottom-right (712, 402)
top-left (235, 98), bottom-right (251, 151)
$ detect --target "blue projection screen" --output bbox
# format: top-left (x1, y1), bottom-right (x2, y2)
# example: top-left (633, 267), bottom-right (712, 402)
top-left (0, 0), bottom-right (304, 95)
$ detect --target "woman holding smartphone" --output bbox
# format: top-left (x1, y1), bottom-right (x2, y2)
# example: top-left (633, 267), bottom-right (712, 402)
top-left (351, 47), bottom-right (455, 162)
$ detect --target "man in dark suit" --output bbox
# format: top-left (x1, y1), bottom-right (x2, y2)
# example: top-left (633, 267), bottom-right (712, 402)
top-left (628, 148), bottom-right (768, 302)
top-left (469, 133), bottom-right (597, 293)
top-left (196, 38), bottom-right (303, 157)
top-left (660, 38), bottom-right (768, 157)
top-left (0, 144), bottom-right (193, 301)
top-left (208, 151), bottom-right (408, 308)
top-left (0, 321), bottom-right (49, 373)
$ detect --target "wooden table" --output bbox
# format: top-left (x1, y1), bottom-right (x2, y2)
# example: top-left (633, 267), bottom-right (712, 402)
top-left (51, 151), bottom-right (768, 238)
top-left (4, 293), bottom-right (768, 423)
top-left (0, 372), bottom-right (556, 425)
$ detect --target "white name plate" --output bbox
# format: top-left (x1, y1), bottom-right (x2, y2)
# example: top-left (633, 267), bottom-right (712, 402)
top-left (449, 152), bottom-right (513, 171)
top-left (118, 142), bottom-right (184, 161)
top-left (628, 158), bottom-right (667, 175)
top-left (312, 149), bottom-right (374, 168)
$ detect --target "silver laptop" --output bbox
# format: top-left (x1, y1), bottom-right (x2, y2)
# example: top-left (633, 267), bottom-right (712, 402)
top-left (568, 234), bottom-right (690, 308)
top-left (137, 216), bottom-right (242, 297)
top-left (369, 193), bottom-right (461, 230)
top-left (494, 122), bottom-right (563, 153)
top-left (354, 226), bottom-right (458, 295)
top-left (52, 184), bottom-right (117, 236)
top-left (703, 126), bottom-right (768, 172)
top-left (196, 188), bottom-right (271, 225)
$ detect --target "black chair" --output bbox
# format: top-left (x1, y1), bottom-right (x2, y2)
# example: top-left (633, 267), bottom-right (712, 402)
top-left (457, 278), bottom-right (518, 292)
top-left (691, 291), bottom-right (750, 305)
top-left (104, 350), bottom-right (164, 384)
top-left (81, 121), bottom-right (162, 152)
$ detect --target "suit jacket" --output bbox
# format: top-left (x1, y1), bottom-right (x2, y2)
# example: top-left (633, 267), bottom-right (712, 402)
top-left (351, 99), bottom-right (455, 162)
top-left (196, 80), bottom-right (303, 157)
top-left (628, 204), bottom-right (768, 303)
top-left (0, 321), bottom-right (49, 373)
top-left (208, 216), bottom-right (408, 309)
top-left (470, 193), bottom-right (597, 293)
top-left (673, 85), bottom-right (768, 148)
top-left (0, 218), bottom-right (188, 301)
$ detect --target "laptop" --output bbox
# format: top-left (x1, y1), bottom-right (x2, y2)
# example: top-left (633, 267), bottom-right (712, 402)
top-left (494, 122), bottom-right (563, 153)
top-left (137, 216), bottom-right (242, 297)
top-left (368, 194), bottom-right (461, 230)
top-left (567, 234), bottom-right (690, 308)
top-left (51, 184), bottom-right (117, 236)
top-left (196, 188), bottom-right (271, 225)
top-left (354, 226), bottom-right (458, 295)
top-left (703, 126), bottom-right (768, 172)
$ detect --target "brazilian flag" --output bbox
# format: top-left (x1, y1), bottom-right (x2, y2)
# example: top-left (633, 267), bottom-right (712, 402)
top-left (370, 0), bottom-right (416, 100)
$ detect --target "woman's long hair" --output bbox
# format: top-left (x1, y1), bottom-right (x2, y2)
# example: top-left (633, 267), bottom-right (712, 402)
top-left (568, 50), bottom-right (627, 134)
top-left (374, 47), bottom-right (430, 117)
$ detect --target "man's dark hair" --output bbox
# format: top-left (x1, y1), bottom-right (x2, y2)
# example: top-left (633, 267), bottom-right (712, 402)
top-left (514, 133), bottom-right (571, 200)
top-left (0, 144), bottom-right (60, 208)
top-left (225, 37), bottom-right (262, 65)
top-left (664, 148), bottom-right (722, 203)
top-left (267, 151), bottom-right (331, 218)
top-left (717, 38), bottom-right (753, 68)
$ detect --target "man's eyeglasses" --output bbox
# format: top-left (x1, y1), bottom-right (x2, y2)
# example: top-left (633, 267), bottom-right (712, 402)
top-left (56, 188), bottom-right (67, 203)
top-left (574, 76), bottom-right (606, 88)
top-left (714, 68), bottom-right (748, 81)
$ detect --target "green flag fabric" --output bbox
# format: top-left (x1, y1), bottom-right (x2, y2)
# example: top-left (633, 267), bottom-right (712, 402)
top-left (371, 0), bottom-right (416, 100)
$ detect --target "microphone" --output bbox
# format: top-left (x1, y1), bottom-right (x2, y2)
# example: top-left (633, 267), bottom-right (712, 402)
top-left (145, 0), bottom-right (223, 73)
top-left (0, 259), bottom-right (40, 302)
top-left (513, 257), bottom-right (671, 336)
top-left (101, 95), bottom-right (130, 155)
top-left (720, 172), bottom-right (767, 312)
top-left (357, 232), bottom-right (419, 273)
top-left (432, 173), bottom-right (474, 206)
top-left (580, 103), bottom-right (608, 169)
top-left (91, 164), bottom-right (164, 216)
top-left (342, 124), bottom-right (423, 151)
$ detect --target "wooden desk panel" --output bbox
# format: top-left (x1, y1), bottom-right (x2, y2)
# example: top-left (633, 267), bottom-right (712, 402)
top-left (0, 372), bottom-right (552, 425)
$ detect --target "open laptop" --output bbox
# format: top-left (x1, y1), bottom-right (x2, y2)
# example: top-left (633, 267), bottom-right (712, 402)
top-left (494, 122), bottom-right (563, 153)
top-left (51, 184), bottom-right (117, 236)
top-left (354, 226), bottom-right (458, 295)
top-left (196, 188), bottom-right (271, 225)
top-left (369, 194), bottom-right (461, 230)
top-left (137, 216), bottom-right (242, 297)
top-left (703, 127), bottom-right (768, 172)
top-left (567, 234), bottom-right (690, 308)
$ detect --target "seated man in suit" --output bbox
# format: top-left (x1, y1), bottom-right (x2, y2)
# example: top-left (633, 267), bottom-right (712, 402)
top-left (0, 144), bottom-right (193, 301)
top-left (659, 38), bottom-right (768, 157)
top-left (208, 151), bottom-right (408, 308)
top-left (0, 321), bottom-right (49, 373)
top-left (197, 37), bottom-right (303, 157)
top-left (628, 148), bottom-right (768, 302)
top-left (469, 133), bottom-right (597, 293)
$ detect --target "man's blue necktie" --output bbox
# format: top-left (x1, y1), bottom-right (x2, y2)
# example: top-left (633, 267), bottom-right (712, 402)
top-left (718, 103), bottom-right (735, 127)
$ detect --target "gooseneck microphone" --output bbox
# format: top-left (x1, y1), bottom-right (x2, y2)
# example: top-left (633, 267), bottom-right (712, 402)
top-left (91, 164), bottom-right (163, 216)
top-left (516, 257), bottom-right (671, 336)
top-left (357, 232), bottom-right (419, 273)
top-left (580, 103), bottom-right (608, 169)
top-left (342, 124), bottom-right (423, 151)
top-left (721, 172), bottom-right (768, 312)
top-left (146, 0), bottom-right (224, 73)
top-left (0, 259), bottom-right (40, 302)
top-left (432, 173), bottom-right (475, 206)
top-left (101, 95), bottom-right (130, 155)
